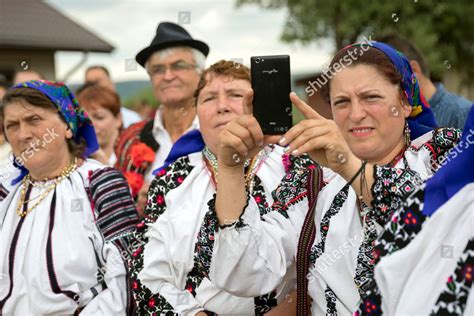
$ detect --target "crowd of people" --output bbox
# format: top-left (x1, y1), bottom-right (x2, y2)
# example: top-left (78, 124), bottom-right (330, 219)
top-left (0, 21), bottom-right (473, 315)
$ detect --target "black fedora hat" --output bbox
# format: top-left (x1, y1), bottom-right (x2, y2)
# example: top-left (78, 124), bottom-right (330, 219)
top-left (136, 22), bottom-right (209, 67)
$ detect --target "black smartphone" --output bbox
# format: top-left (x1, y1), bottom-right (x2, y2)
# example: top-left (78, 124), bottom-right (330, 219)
top-left (250, 55), bottom-right (292, 135)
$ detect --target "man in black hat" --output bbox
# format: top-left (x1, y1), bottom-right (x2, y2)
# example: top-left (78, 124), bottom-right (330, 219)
top-left (114, 22), bottom-right (209, 202)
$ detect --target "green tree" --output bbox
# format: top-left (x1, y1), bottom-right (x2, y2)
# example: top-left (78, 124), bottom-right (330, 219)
top-left (237, 0), bottom-right (474, 82)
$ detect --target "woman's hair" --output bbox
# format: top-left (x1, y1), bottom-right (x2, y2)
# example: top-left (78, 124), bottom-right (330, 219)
top-left (0, 87), bottom-right (87, 157)
top-left (322, 45), bottom-right (405, 103)
top-left (194, 60), bottom-right (250, 104)
top-left (76, 84), bottom-right (121, 117)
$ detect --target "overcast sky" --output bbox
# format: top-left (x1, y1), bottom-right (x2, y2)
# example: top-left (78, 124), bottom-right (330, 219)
top-left (47, 0), bottom-right (334, 84)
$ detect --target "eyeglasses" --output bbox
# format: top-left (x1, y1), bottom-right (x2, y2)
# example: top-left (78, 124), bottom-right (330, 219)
top-left (148, 61), bottom-right (197, 76)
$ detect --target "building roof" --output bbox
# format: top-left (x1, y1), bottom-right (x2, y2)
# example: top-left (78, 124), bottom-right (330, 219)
top-left (0, 0), bottom-right (114, 52)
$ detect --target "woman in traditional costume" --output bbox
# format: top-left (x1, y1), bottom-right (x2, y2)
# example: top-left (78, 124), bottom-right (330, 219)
top-left (356, 107), bottom-right (474, 315)
top-left (128, 60), bottom-right (307, 315)
top-left (0, 80), bottom-right (138, 315)
top-left (209, 42), bottom-right (461, 315)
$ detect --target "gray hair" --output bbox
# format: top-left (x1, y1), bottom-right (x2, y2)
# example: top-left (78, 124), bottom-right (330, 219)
top-left (145, 46), bottom-right (206, 74)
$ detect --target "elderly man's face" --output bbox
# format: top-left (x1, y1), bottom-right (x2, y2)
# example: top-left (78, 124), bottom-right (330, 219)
top-left (147, 49), bottom-right (201, 107)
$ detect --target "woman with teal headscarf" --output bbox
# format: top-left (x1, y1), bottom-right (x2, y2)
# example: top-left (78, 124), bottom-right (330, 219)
top-left (0, 80), bottom-right (138, 315)
top-left (207, 42), bottom-right (462, 315)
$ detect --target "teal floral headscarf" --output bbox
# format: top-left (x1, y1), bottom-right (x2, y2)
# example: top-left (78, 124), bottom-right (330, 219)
top-left (9, 80), bottom-right (99, 184)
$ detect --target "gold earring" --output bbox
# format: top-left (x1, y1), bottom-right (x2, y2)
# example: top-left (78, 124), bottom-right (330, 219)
top-left (404, 120), bottom-right (411, 147)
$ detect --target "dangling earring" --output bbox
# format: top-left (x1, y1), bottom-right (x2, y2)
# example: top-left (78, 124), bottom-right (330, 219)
top-left (404, 120), bottom-right (411, 147)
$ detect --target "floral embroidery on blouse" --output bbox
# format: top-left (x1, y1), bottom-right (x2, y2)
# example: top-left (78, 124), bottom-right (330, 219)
top-left (202, 177), bottom-right (285, 313)
top-left (356, 185), bottom-right (427, 315)
top-left (356, 127), bottom-right (466, 315)
top-left (128, 156), bottom-right (194, 314)
top-left (309, 186), bottom-right (350, 264)
top-left (129, 153), bottom-right (299, 314)
top-left (431, 238), bottom-right (474, 315)
top-left (270, 168), bottom-right (312, 219)
top-left (325, 285), bottom-right (338, 315)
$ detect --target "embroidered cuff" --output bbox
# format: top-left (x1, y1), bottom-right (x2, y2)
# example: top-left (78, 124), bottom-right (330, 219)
top-left (206, 191), bottom-right (251, 230)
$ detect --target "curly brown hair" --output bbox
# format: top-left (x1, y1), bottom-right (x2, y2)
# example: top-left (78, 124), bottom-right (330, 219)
top-left (194, 60), bottom-right (250, 105)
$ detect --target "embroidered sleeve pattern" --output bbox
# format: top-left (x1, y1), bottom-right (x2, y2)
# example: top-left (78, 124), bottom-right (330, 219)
top-left (356, 186), bottom-right (428, 315)
top-left (371, 165), bottom-right (423, 226)
top-left (201, 177), bottom-right (283, 313)
top-left (89, 167), bottom-right (139, 243)
top-left (0, 184), bottom-right (9, 202)
top-left (127, 157), bottom-right (194, 314)
top-left (270, 167), bottom-right (312, 219)
top-left (422, 127), bottom-right (462, 172)
top-left (431, 238), bottom-right (474, 315)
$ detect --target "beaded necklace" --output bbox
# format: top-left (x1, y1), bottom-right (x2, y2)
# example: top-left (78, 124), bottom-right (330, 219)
top-left (16, 158), bottom-right (78, 217)
top-left (202, 147), bottom-right (269, 194)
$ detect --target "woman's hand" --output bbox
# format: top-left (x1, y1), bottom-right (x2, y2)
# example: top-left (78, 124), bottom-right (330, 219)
top-left (218, 89), bottom-right (275, 169)
top-left (215, 89), bottom-right (277, 225)
top-left (280, 92), bottom-right (376, 205)
top-left (279, 92), bottom-right (360, 177)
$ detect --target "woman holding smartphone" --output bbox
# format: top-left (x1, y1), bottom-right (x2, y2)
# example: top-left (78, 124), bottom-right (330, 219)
top-left (210, 42), bottom-right (461, 314)
top-left (128, 60), bottom-right (311, 315)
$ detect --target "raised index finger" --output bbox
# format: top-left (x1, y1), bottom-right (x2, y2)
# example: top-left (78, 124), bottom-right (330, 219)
top-left (243, 89), bottom-right (254, 115)
top-left (290, 92), bottom-right (324, 120)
